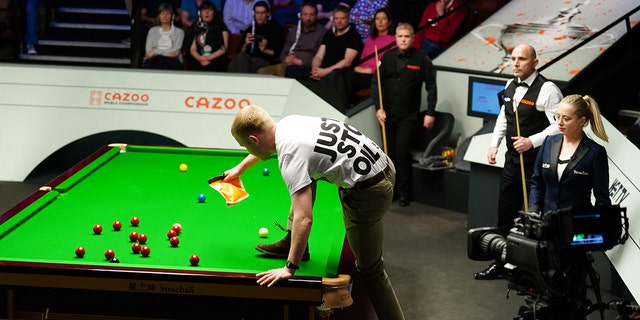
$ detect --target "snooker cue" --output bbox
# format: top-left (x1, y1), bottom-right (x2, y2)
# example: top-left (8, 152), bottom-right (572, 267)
top-left (513, 107), bottom-right (529, 212)
top-left (374, 45), bottom-right (388, 154)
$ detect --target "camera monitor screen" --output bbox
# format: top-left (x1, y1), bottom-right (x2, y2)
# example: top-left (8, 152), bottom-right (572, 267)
top-left (571, 213), bottom-right (605, 246)
top-left (467, 77), bottom-right (506, 120)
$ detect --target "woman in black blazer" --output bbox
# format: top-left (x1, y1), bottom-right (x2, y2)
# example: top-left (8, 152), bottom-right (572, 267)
top-left (529, 94), bottom-right (611, 214)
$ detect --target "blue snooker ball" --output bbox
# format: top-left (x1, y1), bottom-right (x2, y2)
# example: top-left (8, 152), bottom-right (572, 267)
top-left (197, 194), bottom-right (206, 203)
top-left (262, 168), bottom-right (270, 176)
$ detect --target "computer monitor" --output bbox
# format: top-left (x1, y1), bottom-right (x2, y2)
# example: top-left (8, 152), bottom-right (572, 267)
top-left (467, 76), bottom-right (507, 121)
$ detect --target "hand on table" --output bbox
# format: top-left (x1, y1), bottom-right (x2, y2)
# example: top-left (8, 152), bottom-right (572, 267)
top-left (256, 267), bottom-right (295, 287)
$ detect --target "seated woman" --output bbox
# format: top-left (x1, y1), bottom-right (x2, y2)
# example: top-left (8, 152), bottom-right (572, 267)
top-left (143, 3), bottom-right (185, 70)
top-left (185, 0), bottom-right (230, 72)
top-left (331, 7), bottom-right (396, 107)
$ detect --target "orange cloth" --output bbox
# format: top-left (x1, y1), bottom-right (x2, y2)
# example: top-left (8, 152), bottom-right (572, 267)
top-left (209, 177), bottom-right (249, 206)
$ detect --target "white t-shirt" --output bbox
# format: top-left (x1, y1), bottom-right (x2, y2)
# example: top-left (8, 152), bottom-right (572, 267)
top-left (275, 115), bottom-right (388, 194)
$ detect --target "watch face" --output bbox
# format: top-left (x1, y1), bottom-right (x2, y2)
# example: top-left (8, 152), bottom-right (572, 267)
top-left (286, 261), bottom-right (299, 270)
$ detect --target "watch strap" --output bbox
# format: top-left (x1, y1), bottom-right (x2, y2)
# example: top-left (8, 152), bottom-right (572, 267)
top-left (285, 260), bottom-right (299, 270)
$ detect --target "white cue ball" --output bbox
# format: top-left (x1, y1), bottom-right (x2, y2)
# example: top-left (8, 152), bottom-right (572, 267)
top-left (258, 227), bottom-right (269, 238)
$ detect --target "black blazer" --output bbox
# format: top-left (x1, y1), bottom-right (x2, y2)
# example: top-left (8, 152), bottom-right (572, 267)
top-left (529, 134), bottom-right (610, 213)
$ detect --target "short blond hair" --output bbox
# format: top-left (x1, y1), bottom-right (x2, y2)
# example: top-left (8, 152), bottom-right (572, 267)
top-left (230, 105), bottom-right (275, 140)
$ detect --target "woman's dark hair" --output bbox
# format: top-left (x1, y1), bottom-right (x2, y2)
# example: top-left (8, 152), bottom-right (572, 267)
top-left (370, 7), bottom-right (394, 38)
top-left (198, 0), bottom-right (222, 28)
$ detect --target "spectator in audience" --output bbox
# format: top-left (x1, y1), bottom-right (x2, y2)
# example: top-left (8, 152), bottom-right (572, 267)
top-left (228, 1), bottom-right (284, 73)
top-left (186, 0), bottom-right (230, 71)
top-left (180, 0), bottom-right (222, 29)
top-left (223, 0), bottom-right (258, 35)
top-left (348, 0), bottom-right (388, 42)
top-left (143, 3), bottom-right (184, 69)
top-left (256, 1), bottom-right (325, 77)
top-left (19, 0), bottom-right (40, 55)
top-left (331, 7), bottom-right (395, 107)
top-left (138, 0), bottom-right (181, 58)
top-left (371, 23), bottom-right (437, 207)
top-left (284, 4), bottom-right (361, 83)
top-left (315, 0), bottom-right (354, 29)
top-left (142, 0), bottom-right (179, 29)
top-left (413, 0), bottom-right (465, 59)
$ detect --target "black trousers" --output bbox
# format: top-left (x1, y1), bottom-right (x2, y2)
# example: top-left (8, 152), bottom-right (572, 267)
top-left (385, 114), bottom-right (418, 199)
top-left (497, 153), bottom-right (534, 236)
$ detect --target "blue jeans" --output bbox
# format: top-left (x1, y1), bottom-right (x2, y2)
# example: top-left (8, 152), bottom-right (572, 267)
top-left (22, 0), bottom-right (42, 45)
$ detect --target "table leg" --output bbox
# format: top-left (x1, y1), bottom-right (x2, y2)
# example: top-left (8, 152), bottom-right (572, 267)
top-left (6, 289), bottom-right (14, 319)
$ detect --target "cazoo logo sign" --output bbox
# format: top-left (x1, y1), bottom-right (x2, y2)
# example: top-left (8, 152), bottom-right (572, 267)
top-left (89, 90), bottom-right (150, 106)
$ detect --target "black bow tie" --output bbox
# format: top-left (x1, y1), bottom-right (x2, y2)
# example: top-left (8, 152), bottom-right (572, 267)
top-left (398, 52), bottom-right (410, 59)
top-left (516, 81), bottom-right (529, 87)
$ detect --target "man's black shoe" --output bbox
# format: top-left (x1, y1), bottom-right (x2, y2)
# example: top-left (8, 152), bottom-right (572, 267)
top-left (398, 196), bottom-right (410, 207)
top-left (473, 262), bottom-right (506, 280)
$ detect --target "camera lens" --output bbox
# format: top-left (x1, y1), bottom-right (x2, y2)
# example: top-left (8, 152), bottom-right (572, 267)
top-left (480, 233), bottom-right (507, 262)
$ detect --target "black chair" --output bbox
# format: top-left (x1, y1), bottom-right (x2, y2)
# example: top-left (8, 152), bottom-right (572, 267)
top-left (411, 111), bottom-right (455, 170)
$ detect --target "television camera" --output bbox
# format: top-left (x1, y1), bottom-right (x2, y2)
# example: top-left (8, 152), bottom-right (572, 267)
top-left (468, 205), bottom-right (634, 319)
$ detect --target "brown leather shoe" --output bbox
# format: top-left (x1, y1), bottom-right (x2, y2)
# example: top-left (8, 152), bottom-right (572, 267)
top-left (256, 231), bottom-right (310, 261)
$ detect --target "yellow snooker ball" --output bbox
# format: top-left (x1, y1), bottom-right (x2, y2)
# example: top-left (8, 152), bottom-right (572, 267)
top-left (259, 227), bottom-right (269, 238)
top-left (179, 164), bottom-right (188, 172)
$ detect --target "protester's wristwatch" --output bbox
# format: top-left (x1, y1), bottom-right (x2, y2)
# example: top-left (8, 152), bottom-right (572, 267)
top-left (285, 260), bottom-right (299, 270)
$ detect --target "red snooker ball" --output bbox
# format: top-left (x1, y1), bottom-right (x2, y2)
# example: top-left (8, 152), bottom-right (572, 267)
top-left (167, 229), bottom-right (177, 239)
top-left (93, 224), bottom-right (103, 235)
top-left (171, 223), bottom-right (182, 235)
top-left (112, 220), bottom-right (123, 231)
top-left (129, 231), bottom-right (139, 242)
top-left (138, 233), bottom-right (148, 244)
top-left (189, 254), bottom-right (200, 266)
top-left (140, 246), bottom-right (151, 257)
top-left (75, 246), bottom-right (86, 258)
top-left (169, 236), bottom-right (180, 247)
top-left (131, 242), bottom-right (142, 254)
top-left (104, 249), bottom-right (115, 260)
top-left (130, 216), bottom-right (140, 226)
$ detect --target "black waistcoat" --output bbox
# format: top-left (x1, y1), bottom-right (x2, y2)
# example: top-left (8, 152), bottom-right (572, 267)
top-left (503, 74), bottom-right (551, 163)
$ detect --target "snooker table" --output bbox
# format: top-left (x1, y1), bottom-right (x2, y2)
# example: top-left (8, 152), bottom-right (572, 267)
top-left (0, 144), bottom-right (356, 319)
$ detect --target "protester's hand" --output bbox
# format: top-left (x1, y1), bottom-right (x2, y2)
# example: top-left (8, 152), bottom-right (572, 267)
top-left (256, 267), bottom-right (295, 287)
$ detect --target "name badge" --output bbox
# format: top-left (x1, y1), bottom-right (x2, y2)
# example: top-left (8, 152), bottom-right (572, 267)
top-left (573, 170), bottom-right (589, 176)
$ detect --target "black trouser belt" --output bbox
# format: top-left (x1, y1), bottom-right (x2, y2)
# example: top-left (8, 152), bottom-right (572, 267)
top-left (352, 165), bottom-right (389, 190)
